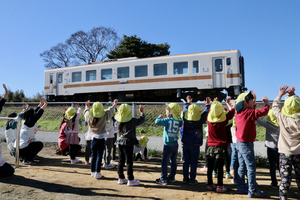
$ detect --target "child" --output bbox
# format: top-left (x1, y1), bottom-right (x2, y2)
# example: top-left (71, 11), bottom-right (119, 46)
top-left (103, 113), bottom-right (116, 169)
top-left (235, 90), bottom-right (269, 197)
top-left (257, 109), bottom-right (280, 189)
top-left (182, 95), bottom-right (210, 185)
top-left (0, 84), bottom-right (14, 176)
top-left (84, 99), bottom-right (117, 179)
top-left (16, 97), bottom-right (47, 165)
top-left (63, 104), bottom-right (82, 164)
top-left (115, 104), bottom-right (145, 186)
top-left (206, 98), bottom-right (235, 192)
top-left (82, 120), bottom-right (92, 164)
top-left (155, 103), bottom-right (182, 185)
top-left (133, 135), bottom-right (149, 161)
top-left (272, 85), bottom-right (300, 200)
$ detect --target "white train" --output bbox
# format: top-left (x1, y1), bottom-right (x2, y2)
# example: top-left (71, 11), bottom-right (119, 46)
top-left (44, 49), bottom-right (246, 102)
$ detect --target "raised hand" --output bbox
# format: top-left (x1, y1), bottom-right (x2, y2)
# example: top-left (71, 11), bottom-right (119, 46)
top-left (86, 100), bottom-right (90, 108)
top-left (279, 85), bottom-right (288, 98)
top-left (159, 114), bottom-right (164, 118)
top-left (2, 84), bottom-right (8, 99)
top-left (262, 96), bottom-right (269, 105)
top-left (139, 105), bottom-right (144, 113)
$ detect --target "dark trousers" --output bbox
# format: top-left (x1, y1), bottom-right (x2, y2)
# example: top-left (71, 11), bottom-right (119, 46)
top-left (91, 138), bottom-right (105, 172)
top-left (207, 157), bottom-right (225, 186)
top-left (267, 147), bottom-right (279, 186)
top-left (118, 145), bottom-right (134, 180)
top-left (19, 141), bottom-right (43, 161)
top-left (69, 144), bottom-right (81, 160)
top-left (85, 140), bottom-right (91, 162)
top-left (112, 133), bottom-right (117, 160)
top-left (0, 162), bottom-right (14, 177)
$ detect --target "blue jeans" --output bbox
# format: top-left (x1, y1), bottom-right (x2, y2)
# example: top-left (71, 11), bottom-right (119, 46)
top-left (161, 143), bottom-right (178, 180)
top-left (236, 141), bottom-right (257, 192)
top-left (183, 143), bottom-right (200, 181)
top-left (91, 138), bottom-right (105, 173)
top-left (231, 143), bottom-right (239, 179)
top-left (267, 147), bottom-right (279, 186)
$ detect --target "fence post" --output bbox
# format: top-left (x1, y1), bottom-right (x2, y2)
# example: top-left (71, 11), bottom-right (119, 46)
top-left (132, 102), bottom-right (136, 118)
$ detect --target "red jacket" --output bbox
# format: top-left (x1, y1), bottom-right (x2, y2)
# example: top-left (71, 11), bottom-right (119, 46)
top-left (235, 104), bottom-right (270, 142)
top-left (207, 108), bottom-right (235, 148)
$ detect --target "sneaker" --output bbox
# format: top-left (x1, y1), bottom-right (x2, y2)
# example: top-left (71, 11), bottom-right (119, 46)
top-left (236, 186), bottom-right (248, 194)
top-left (91, 172), bottom-right (96, 177)
top-left (167, 177), bottom-right (176, 183)
top-left (213, 171), bottom-right (217, 178)
top-left (247, 189), bottom-right (264, 198)
top-left (70, 158), bottom-right (80, 164)
top-left (127, 179), bottom-right (140, 186)
top-left (85, 161), bottom-right (90, 165)
top-left (183, 178), bottom-right (189, 184)
top-left (23, 160), bottom-right (37, 165)
top-left (225, 172), bottom-right (232, 179)
top-left (270, 184), bottom-right (278, 189)
top-left (155, 178), bottom-right (167, 185)
top-left (118, 178), bottom-right (128, 184)
top-left (94, 172), bottom-right (102, 179)
top-left (231, 178), bottom-right (238, 185)
top-left (200, 166), bottom-right (208, 172)
top-left (217, 186), bottom-right (228, 193)
top-left (207, 184), bottom-right (216, 191)
top-left (104, 163), bottom-right (116, 169)
top-left (189, 179), bottom-right (198, 185)
top-left (230, 169), bottom-right (234, 177)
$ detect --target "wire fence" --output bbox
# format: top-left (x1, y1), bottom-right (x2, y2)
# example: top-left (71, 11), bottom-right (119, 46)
top-left (0, 101), bottom-right (279, 158)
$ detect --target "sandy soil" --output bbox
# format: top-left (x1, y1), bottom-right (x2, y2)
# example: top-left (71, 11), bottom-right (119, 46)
top-left (0, 145), bottom-right (299, 200)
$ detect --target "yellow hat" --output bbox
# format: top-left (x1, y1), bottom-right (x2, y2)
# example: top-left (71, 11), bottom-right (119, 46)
top-left (184, 104), bottom-right (201, 121)
top-left (115, 104), bottom-right (132, 123)
top-left (65, 107), bottom-right (76, 120)
top-left (89, 102), bottom-right (105, 118)
top-left (207, 101), bottom-right (226, 123)
top-left (281, 96), bottom-right (300, 120)
top-left (266, 109), bottom-right (279, 127)
top-left (235, 91), bottom-right (251, 112)
top-left (166, 103), bottom-right (180, 121)
top-left (232, 117), bottom-right (236, 127)
top-left (139, 136), bottom-right (149, 148)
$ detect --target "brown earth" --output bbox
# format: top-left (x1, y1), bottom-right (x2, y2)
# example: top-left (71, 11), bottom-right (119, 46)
top-left (0, 145), bottom-right (299, 200)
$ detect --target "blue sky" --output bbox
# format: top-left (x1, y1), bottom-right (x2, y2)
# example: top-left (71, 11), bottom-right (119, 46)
top-left (1, 1), bottom-right (299, 101)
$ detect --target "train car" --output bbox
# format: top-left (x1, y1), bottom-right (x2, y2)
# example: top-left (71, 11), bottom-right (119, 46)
top-left (44, 49), bottom-right (246, 102)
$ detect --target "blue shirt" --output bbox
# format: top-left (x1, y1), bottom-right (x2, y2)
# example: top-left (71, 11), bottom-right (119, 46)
top-left (155, 117), bottom-right (183, 145)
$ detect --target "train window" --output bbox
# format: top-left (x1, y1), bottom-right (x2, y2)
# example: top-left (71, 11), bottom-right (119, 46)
top-left (118, 67), bottom-right (129, 79)
top-left (174, 62), bottom-right (188, 75)
top-left (135, 65), bottom-right (148, 77)
top-left (86, 70), bottom-right (96, 81)
top-left (57, 74), bottom-right (63, 83)
top-left (227, 58), bottom-right (231, 65)
top-left (193, 61), bottom-right (199, 73)
top-left (154, 63), bottom-right (167, 76)
top-left (50, 75), bottom-right (53, 84)
top-left (215, 59), bottom-right (223, 72)
top-left (72, 72), bottom-right (82, 82)
top-left (101, 69), bottom-right (112, 80)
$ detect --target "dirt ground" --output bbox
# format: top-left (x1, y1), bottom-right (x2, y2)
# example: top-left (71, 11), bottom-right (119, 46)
top-left (0, 146), bottom-right (299, 200)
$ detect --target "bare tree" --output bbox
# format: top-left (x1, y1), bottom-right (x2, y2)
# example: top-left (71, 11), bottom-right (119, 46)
top-left (40, 43), bottom-right (74, 69)
top-left (66, 27), bottom-right (119, 63)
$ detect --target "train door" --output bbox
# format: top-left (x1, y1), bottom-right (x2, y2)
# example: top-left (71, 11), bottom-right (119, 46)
top-left (56, 73), bottom-right (63, 95)
top-left (212, 58), bottom-right (225, 88)
top-left (49, 74), bottom-right (54, 93)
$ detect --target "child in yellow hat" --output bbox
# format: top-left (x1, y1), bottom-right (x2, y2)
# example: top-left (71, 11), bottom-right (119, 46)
top-left (182, 95), bottom-right (211, 185)
top-left (115, 103), bottom-right (145, 186)
top-left (206, 97), bottom-right (235, 193)
top-left (155, 103), bottom-right (183, 185)
top-left (235, 90), bottom-right (269, 197)
top-left (272, 85), bottom-right (300, 199)
top-left (256, 109), bottom-right (280, 189)
top-left (84, 99), bottom-right (118, 179)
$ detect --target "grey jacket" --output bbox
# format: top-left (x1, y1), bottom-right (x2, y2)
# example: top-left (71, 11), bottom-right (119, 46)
top-left (256, 118), bottom-right (280, 149)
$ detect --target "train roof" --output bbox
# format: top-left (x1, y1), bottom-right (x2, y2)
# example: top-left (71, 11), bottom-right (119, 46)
top-left (45, 49), bottom-right (240, 72)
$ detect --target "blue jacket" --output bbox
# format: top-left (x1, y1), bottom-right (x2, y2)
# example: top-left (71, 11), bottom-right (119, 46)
top-left (155, 117), bottom-right (183, 146)
top-left (181, 103), bottom-right (210, 145)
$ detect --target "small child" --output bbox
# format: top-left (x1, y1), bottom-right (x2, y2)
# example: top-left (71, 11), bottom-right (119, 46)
top-left (15, 98), bottom-right (47, 165)
top-left (133, 135), bottom-right (149, 161)
top-left (115, 103), bottom-right (145, 186)
top-left (257, 109), bottom-right (280, 188)
top-left (155, 103), bottom-right (182, 185)
top-left (82, 121), bottom-right (92, 165)
top-left (272, 85), bottom-right (300, 200)
top-left (63, 104), bottom-right (82, 164)
top-left (235, 90), bottom-right (269, 197)
top-left (206, 98), bottom-right (235, 193)
top-left (103, 114), bottom-right (116, 169)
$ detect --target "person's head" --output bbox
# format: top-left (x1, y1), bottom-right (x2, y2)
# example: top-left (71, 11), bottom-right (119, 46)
top-left (207, 101), bottom-right (226, 123)
top-left (89, 102), bottom-right (105, 118)
top-left (266, 109), bottom-right (279, 127)
top-left (235, 91), bottom-right (255, 112)
top-left (165, 103), bottom-right (180, 121)
top-left (223, 105), bottom-right (229, 112)
top-left (281, 96), bottom-right (300, 120)
top-left (115, 104), bottom-right (132, 123)
top-left (184, 104), bottom-right (201, 121)
top-left (64, 107), bottom-right (77, 130)
top-left (23, 108), bottom-right (35, 120)
top-left (7, 112), bottom-right (17, 123)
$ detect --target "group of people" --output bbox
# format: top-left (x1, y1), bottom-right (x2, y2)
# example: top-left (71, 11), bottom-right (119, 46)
top-left (1, 83), bottom-right (300, 199)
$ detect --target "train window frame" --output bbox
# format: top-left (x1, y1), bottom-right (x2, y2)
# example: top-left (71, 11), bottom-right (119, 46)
top-left (226, 58), bottom-right (231, 65)
top-left (101, 68), bottom-right (112, 80)
top-left (50, 75), bottom-right (53, 84)
top-left (154, 63), bottom-right (167, 76)
top-left (135, 65), bottom-right (148, 78)
top-left (86, 70), bottom-right (97, 81)
top-left (72, 72), bottom-right (82, 82)
top-left (215, 59), bottom-right (223, 72)
top-left (193, 60), bottom-right (199, 73)
top-left (57, 73), bottom-right (63, 83)
top-left (117, 67), bottom-right (130, 79)
top-left (173, 61), bottom-right (188, 75)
